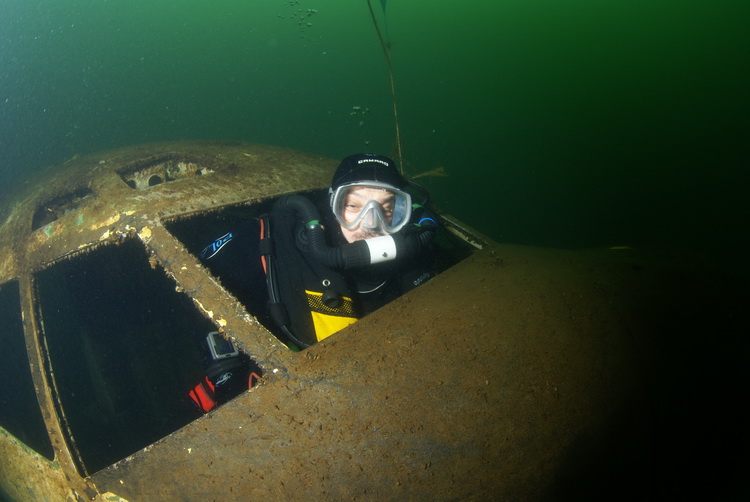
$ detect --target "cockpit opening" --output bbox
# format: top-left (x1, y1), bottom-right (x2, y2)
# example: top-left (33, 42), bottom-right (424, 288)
top-left (165, 195), bottom-right (476, 350)
top-left (32, 238), bottom-right (261, 476)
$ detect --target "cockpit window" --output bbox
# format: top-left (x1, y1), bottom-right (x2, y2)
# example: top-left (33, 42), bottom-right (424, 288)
top-left (33, 238), bottom-right (261, 475)
top-left (0, 280), bottom-right (54, 460)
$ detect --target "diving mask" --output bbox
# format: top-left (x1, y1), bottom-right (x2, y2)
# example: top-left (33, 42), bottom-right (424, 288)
top-left (330, 181), bottom-right (412, 234)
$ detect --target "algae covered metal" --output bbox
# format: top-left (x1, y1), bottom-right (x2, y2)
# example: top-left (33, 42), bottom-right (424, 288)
top-left (3, 141), bottom-right (741, 501)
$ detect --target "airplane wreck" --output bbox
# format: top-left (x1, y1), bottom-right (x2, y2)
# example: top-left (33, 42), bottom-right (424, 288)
top-left (1, 142), bottom-right (744, 501)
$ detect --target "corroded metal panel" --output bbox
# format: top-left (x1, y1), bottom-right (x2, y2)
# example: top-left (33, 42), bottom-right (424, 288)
top-left (0, 429), bottom-right (76, 501)
top-left (1, 142), bottom-right (334, 270)
top-left (86, 244), bottom-right (652, 501)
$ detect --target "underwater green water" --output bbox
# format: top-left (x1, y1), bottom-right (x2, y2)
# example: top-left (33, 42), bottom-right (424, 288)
top-left (1, 0), bottom-right (748, 251)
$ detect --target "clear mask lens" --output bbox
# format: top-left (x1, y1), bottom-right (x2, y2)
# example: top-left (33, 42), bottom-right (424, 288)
top-left (330, 182), bottom-right (412, 234)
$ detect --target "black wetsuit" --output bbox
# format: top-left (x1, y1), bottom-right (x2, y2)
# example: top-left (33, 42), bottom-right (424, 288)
top-left (200, 190), bottom-right (453, 348)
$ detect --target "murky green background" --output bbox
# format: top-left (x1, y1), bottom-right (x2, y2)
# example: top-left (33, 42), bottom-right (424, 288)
top-left (1, 0), bottom-right (747, 252)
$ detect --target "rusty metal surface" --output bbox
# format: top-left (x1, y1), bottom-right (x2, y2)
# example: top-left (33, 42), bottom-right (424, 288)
top-left (84, 243), bottom-right (656, 501)
top-left (1, 141), bottom-right (334, 276)
top-left (0, 428), bottom-right (76, 501)
top-left (2, 142), bottom-right (746, 500)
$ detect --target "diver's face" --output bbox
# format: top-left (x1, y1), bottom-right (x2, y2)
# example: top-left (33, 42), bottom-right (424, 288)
top-left (339, 187), bottom-right (395, 243)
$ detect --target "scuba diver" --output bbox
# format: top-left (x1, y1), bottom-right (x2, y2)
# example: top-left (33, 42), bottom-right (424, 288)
top-left (197, 153), bottom-right (454, 351)
top-left (186, 153), bottom-right (467, 413)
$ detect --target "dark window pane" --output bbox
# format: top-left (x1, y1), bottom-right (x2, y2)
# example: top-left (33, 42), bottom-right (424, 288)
top-left (34, 239), bottom-right (253, 475)
top-left (0, 280), bottom-right (54, 459)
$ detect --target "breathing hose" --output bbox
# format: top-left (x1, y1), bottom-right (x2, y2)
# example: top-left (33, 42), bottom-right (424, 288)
top-left (276, 194), bottom-right (435, 270)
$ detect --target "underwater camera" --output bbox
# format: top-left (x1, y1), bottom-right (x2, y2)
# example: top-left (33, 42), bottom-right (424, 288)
top-left (206, 331), bottom-right (239, 360)
top-left (190, 331), bottom-right (261, 413)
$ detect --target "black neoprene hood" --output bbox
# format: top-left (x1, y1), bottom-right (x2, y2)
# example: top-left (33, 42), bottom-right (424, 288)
top-left (331, 154), bottom-right (406, 189)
